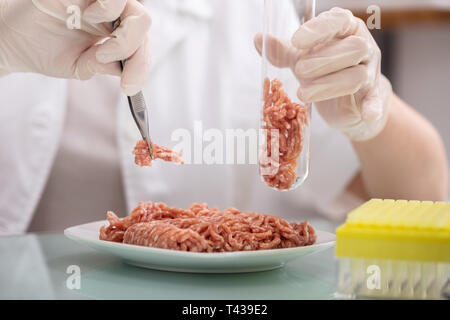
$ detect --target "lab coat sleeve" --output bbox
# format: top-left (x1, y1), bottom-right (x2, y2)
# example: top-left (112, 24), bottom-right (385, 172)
top-left (0, 74), bottom-right (67, 235)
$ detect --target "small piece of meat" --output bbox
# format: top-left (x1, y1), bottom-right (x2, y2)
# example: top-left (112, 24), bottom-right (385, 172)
top-left (133, 140), bottom-right (184, 167)
top-left (260, 78), bottom-right (308, 190)
top-left (99, 201), bottom-right (317, 252)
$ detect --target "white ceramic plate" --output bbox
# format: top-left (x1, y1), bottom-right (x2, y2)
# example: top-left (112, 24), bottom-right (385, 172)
top-left (64, 220), bottom-right (335, 273)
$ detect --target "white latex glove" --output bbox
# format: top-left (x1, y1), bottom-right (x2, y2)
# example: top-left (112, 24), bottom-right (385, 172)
top-left (256, 7), bottom-right (392, 141)
top-left (0, 0), bottom-right (151, 96)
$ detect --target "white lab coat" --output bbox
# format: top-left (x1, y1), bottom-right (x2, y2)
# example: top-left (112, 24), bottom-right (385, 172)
top-left (0, 0), bottom-right (360, 235)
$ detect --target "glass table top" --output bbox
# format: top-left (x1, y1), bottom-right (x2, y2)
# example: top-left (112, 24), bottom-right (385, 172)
top-left (0, 219), bottom-right (339, 300)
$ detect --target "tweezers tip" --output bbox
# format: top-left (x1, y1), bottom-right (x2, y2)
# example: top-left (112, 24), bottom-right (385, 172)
top-left (145, 138), bottom-right (155, 160)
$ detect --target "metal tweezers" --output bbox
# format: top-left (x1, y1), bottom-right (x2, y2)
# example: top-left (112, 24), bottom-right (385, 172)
top-left (112, 19), bottom-right (154, 160)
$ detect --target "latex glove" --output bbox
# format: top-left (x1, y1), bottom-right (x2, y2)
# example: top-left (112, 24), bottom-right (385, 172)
top-left (0, 0), bottom-right (151, 96)
top-left (256, 7), bottom-right (392, 141)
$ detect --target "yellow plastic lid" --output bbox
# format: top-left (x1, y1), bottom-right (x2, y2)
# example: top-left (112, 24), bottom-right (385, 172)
top-left (336, 199), bottom-right (450, 262)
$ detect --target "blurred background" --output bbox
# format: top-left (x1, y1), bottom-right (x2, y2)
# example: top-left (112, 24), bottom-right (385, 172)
top-left (320, 0), bottom-right (450, 199)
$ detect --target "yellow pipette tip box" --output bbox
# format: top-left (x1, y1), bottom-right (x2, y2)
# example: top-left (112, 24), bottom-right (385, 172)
top-left (335, 199), bottom-right (450, 299)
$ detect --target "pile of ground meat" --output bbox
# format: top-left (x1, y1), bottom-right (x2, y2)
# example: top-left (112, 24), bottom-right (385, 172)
top-left (99, 201), bottom-right (316, 252)
top-left (260, 78), bottom-right (308, 190)
top-left (133, 140), bottom-right (184, 167)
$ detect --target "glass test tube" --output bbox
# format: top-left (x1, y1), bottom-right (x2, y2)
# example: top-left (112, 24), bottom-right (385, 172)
top-left (259, 0), bottom-right (315, 191)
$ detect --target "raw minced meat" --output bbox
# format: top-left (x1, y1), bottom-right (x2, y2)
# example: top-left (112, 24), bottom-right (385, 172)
top-left (260, 78), bottom-right (308, 190)
top-left (99, 201), bottom-right (316, 252)
top-left (133, 140), bottom-right (184, 167)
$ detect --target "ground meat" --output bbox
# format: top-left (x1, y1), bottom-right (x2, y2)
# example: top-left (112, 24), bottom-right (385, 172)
top-left (133, 140), bottom-right (184, 167)
top-left (99, 201), bottom-right (316, 252)
top-left (260, 78), bottom-right (308, 190)
top-left (123, 222), bottom-right (210, 252)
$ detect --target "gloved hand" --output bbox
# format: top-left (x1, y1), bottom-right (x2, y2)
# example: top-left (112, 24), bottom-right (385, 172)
top-left (255, 7), bottom-right (392, 141)
top-left (0, 0), bottom-right (151, 96)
